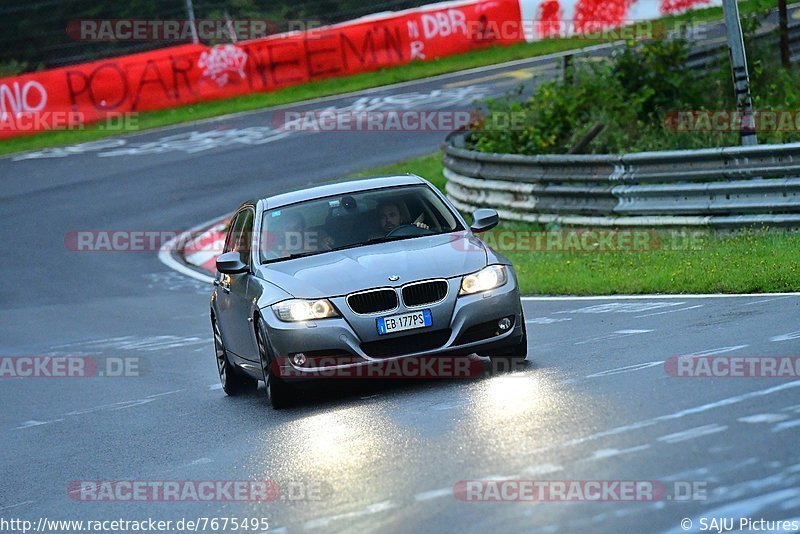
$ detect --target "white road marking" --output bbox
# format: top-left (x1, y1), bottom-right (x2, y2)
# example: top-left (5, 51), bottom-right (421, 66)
top-left (569, 344), bottom-right (747, 382)
top-left (770, 331), bottom-right (800, 342)
top-left (525, 317), bottom-right (573, 324)
top-left (738, 414), bottom-right (790, 424)
top-left (656, 424), bottom-right (727, 444)
top-left (0, 501), bottom-right (35, 511)
top-left (51, 335), bottom-right (207, 352)
top-left (208, 383), bottom-right (223, 391)
top-left (772, 419), bottom-right (800, 432)
top-left (303, 500), bottom-right (398, 529)
top-left (663, 488), bottom-right (800, 534)
top-left (184, 458), bottom-right (213, 467)
top-left (483, 474), bottom-right (518, 481)
top-left (634, 304), bottom-right (704, 318)
top-left (557, 302), bottom-right (684, 314)
top-left (15, 390), bottom-right (185, 429)
top-left (414, 488), bottom-right (451, 501)
top-left (528, 380), bottom-right (800, 454)
top-left (185, 249), bottom-right (218, 268)
top-left (159, 215), bottom-right (226, 285)
top-left (144, 389), bottom-right (186, 398)
top-left (684, 345), bottom-right (749, 357)
top-left (574, 329), bottom-right (653, 345)
top-left (740, 296), bottom-right (791, 306)
top-left (522, 464), bottom-right (563, 475)
top-left (588, 445), bottom-right (651, 460)
top-left (585, 361), bottom-right (663, 378)
top-left (14, 419), bottom-right (64, 429)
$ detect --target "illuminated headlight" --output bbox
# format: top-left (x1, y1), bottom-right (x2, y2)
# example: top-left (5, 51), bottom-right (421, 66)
top-left (459, 265), bottom-right (508, 295)
top-left (272, 299), bottom-right (339, 322)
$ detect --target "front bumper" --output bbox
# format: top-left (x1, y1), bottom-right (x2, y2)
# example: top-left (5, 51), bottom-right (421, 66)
top-left (259, 269), bottom-right (524, 380)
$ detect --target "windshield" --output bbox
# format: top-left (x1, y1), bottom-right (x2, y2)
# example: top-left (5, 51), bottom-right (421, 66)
top-left (259, 184), bottom-right (462, 263)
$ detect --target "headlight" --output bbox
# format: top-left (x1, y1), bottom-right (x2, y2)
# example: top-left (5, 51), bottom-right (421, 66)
top-left (459, 265), bottom-right (508, 295)
top-left (272, 299), bottom-right (339, 322)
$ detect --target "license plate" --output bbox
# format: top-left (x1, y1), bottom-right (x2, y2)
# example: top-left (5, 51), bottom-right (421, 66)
top-left (377, 309), bottom-right (432, 335)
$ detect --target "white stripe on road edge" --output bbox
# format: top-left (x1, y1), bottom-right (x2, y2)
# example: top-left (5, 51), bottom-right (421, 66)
top-left (0, 501), bottom-right (35, 512)
top-left (634, 304), bottom-right (704, 318)
top-left (684, 345), bottom-right (749, 357)
top-left (656, 424), bottom-right (728, 444)
top-left (574, 329), bottom-right (652, 346)
top-left (303, 501), bottom-right (398, 530)
top-left (414, 488), bottom-right (452, 501)
top-left (523, 293), bottom-right (800, 300)
top-left (583, 345), bottom-right (748, 380)
top-left (158, 215), bottom-right (227, 285)
top-left (530, 380), bottom-right (800, 454)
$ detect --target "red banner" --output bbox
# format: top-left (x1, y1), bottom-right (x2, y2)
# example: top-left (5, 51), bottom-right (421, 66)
top-left (0, 0), bottom-right (521, 138)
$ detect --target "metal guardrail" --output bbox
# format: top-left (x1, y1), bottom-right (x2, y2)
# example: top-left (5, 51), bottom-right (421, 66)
top-left (443, 132), bottom-right (800, 228)
top-left (686, 20), bottom-right (800, 72)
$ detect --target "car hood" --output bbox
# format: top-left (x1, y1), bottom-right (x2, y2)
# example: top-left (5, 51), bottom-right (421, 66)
top-left (256, 231), bottom-right (487, 298)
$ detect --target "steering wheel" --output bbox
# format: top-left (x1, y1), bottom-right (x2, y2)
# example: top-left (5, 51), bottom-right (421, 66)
top-left (386, 224), bottom-right (431, 237)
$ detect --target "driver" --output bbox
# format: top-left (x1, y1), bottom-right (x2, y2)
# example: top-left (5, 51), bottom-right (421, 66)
top-left (376, 201), bottom-right (429, 235)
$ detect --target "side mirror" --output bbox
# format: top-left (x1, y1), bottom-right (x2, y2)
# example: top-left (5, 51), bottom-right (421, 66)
top-left (216, 251), bottom-right (249, 274)
top-left (470, 209), bottom-right (499, 233)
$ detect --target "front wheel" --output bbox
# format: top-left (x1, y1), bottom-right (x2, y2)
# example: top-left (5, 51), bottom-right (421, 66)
top-left (255, 320), bottom-right (293, 409)
top-left (213, 317), bottom-right (256, 396)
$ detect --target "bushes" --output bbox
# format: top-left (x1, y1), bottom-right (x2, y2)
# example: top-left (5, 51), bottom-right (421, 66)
top-left (468, 25), bottom-right (800, 154)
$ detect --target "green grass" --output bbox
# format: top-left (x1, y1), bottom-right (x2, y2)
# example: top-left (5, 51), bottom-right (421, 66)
top-left (0, 0), bottom-right (774, 157)
top-left (349, 151), bottom-right (800, 295)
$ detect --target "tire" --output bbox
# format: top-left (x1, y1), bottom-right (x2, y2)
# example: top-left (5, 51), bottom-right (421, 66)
top-left (255, 320), bottom-right (293, 409)
top-left (212, 316), bottom-right (256, 396)
top-left (489, 313), bottom-right (528, 371)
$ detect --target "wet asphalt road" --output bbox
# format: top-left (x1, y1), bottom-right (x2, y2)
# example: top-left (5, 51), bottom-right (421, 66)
top-left (2, 10), bottom-right (800, 533)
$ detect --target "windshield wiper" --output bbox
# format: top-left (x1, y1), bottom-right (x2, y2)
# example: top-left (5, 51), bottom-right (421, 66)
top-left (262, 250), bottom-right (320, 264)
top-left (331, 235), bottom-right (410, 252)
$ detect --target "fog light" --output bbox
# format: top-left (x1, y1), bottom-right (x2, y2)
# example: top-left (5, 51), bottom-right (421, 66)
top-left (292, 353), bottom-right (307, 366)
top-left (498, 318), bottom-right (512, 331)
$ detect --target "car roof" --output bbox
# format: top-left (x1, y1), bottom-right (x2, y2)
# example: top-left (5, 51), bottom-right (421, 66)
top-left (261, 174), bottom-right (426, 210)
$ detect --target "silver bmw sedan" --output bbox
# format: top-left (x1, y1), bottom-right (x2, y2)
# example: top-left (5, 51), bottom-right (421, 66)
top-left (210, 174), bottom-right (526, 408)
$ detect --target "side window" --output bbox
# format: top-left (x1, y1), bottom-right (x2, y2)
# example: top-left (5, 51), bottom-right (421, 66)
top-left (222, 217), bottom-right (239, 254)
top-left (223, 209), bottom-right (254, 265)
top-left (233, 209), bottom-right (254, 265)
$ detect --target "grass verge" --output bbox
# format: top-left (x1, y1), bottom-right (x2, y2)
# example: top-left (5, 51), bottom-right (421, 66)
top-left (0, 0), bottom-right (773, 157)
top-left (349, 152), bottom-right (800, 295)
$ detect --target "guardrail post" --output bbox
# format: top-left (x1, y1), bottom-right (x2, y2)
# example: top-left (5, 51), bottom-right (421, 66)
top-left (780, 0), bottom-right (791, 68)
top-left (184, 0), bottom-right (200, 44)
top-left (562, 54), bottom-right (573, 84)
top-left (723, 0), bottom-right (758, 146)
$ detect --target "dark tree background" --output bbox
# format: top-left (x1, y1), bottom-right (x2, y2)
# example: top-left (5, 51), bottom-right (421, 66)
top-left (0, 0), bottom-right (438, 74)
